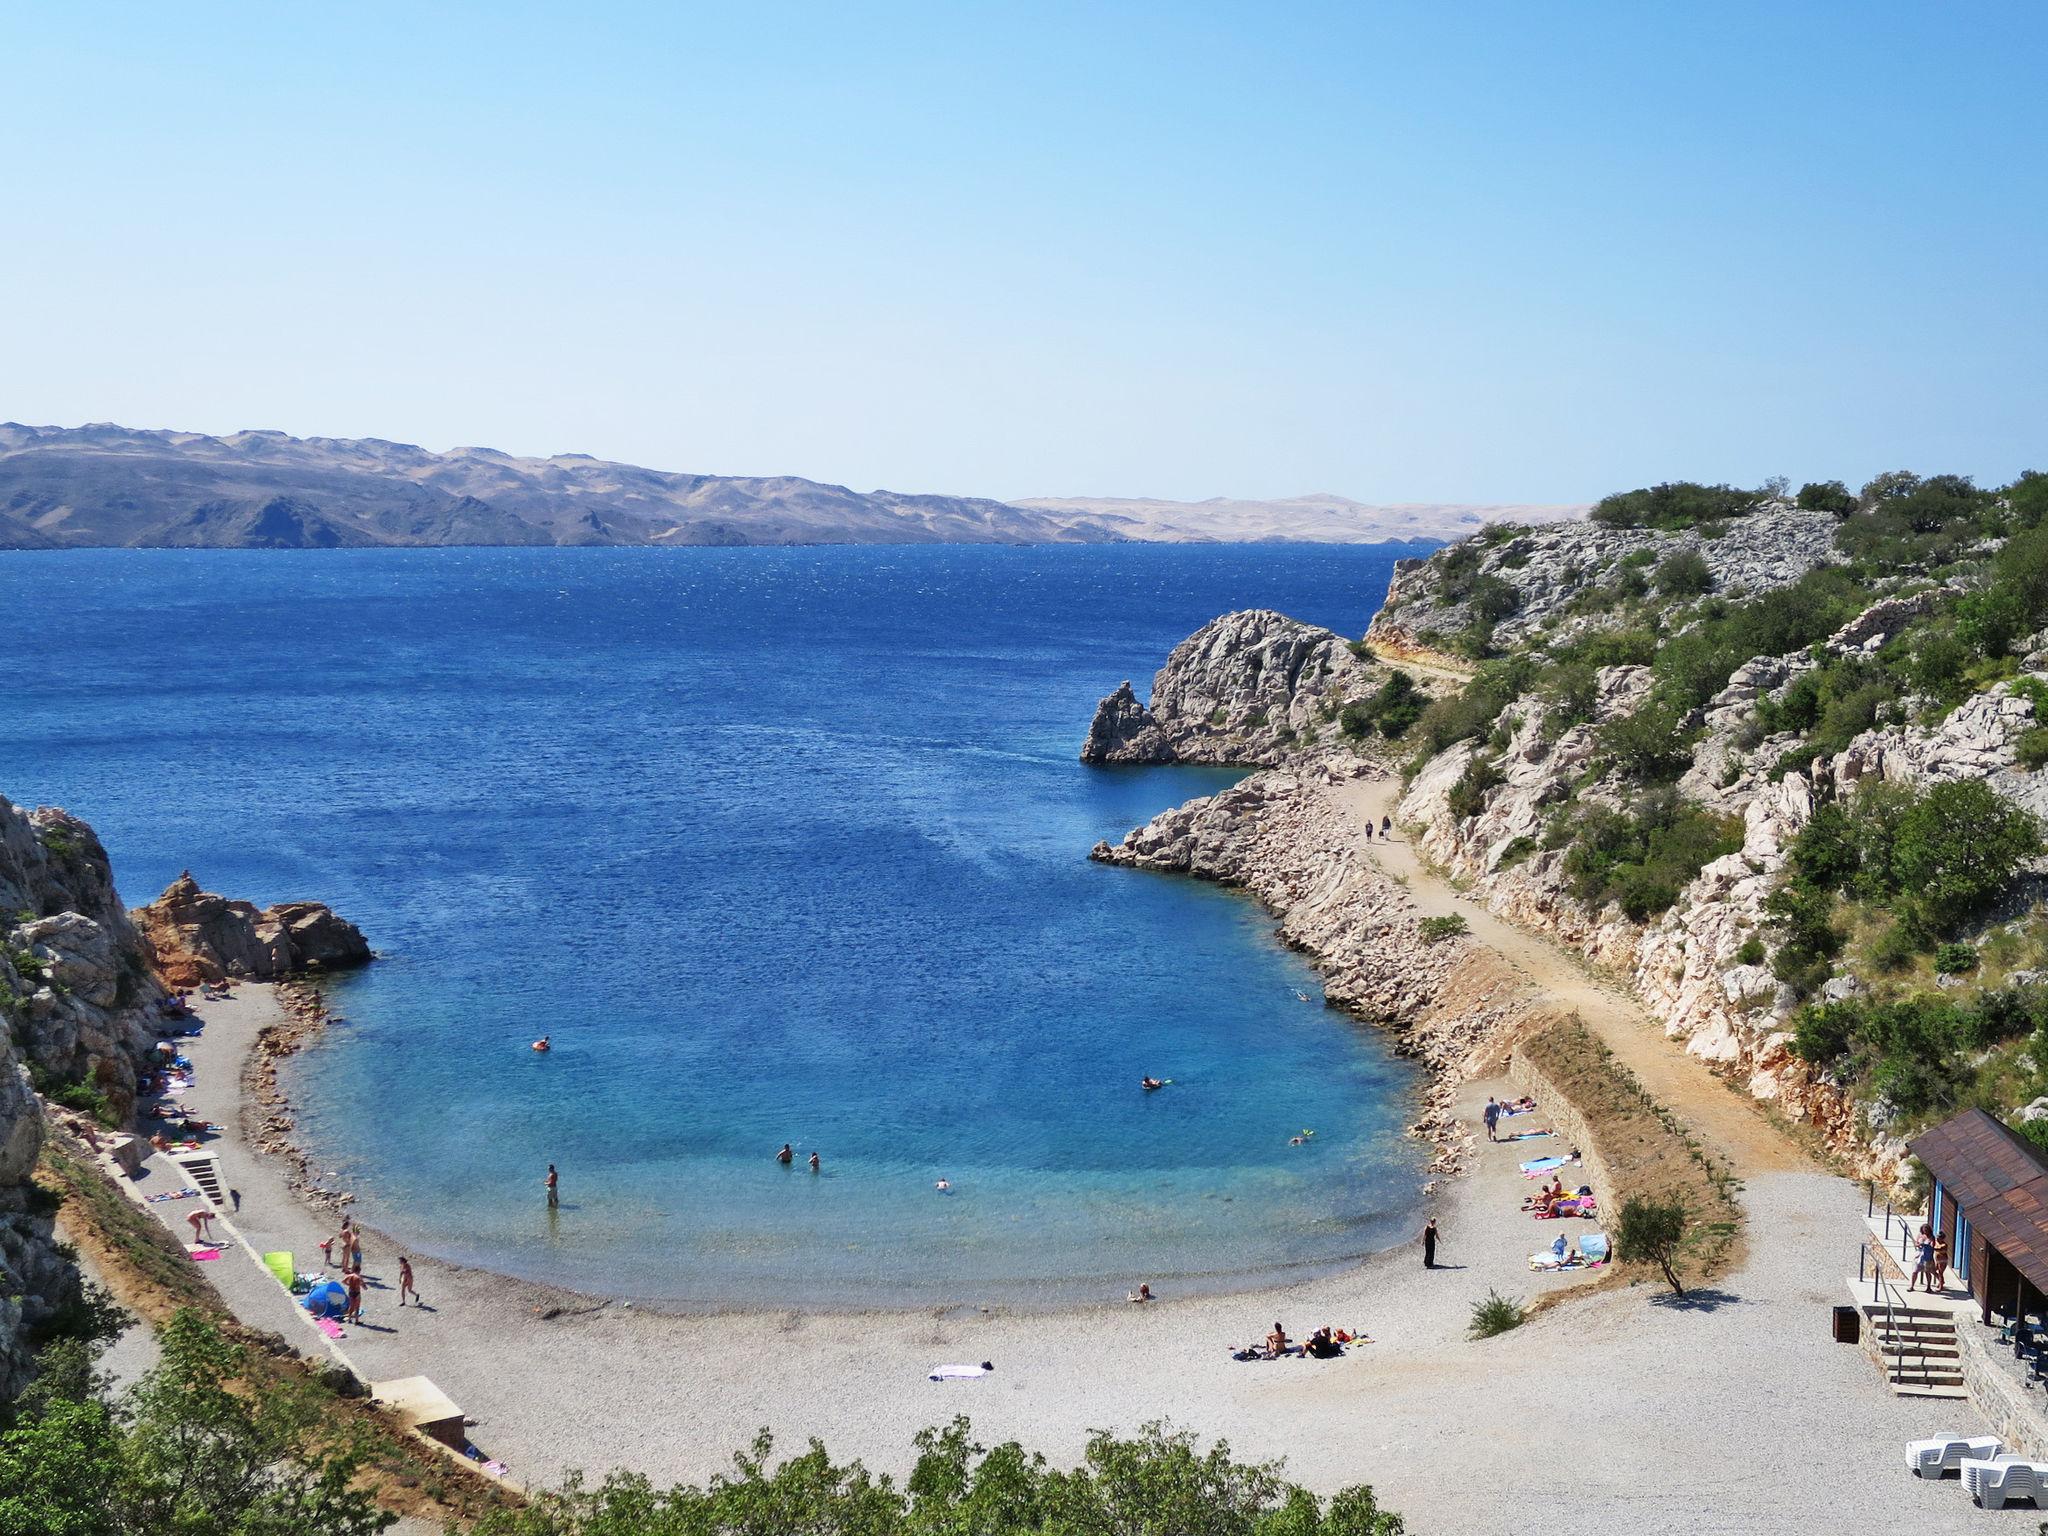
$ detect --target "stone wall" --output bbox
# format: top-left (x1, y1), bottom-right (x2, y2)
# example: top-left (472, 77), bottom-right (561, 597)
top-left (1507, 1028), bottom-right (1621, 1222)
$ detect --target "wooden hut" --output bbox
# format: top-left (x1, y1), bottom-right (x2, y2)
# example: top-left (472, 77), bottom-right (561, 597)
top-left (1910, 1108), bottom-right (2048, 1325)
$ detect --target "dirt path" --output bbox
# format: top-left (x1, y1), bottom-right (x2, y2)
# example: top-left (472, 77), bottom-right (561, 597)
top-left (1365, 641), bottom-right (1474, 685)
top-left (1341, 775), bottom-right (1810, 1178)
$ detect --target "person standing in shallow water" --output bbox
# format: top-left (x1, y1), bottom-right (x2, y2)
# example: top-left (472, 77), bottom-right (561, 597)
top-left (1422, 1218), bottom-right (1439, 1269)
top-left (809, 1151), bottom-right (821, 1173)
top-left (545, 1163), bottom-right (559, 1207)
top-left (777, 1143), bottom-right (793, 1165)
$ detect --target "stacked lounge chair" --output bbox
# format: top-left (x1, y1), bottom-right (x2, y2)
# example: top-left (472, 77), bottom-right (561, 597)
top-left (1906, 1434), bottom-right (2002, 1478)
top-left (1961, 1455), bottom-right (2048, 1509)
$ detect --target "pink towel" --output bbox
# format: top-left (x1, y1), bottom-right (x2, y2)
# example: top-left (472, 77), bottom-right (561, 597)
top-left (188, 1248), bottom-right (222, 1261)
top-left (317, 1318), bottom-right (345, 1339)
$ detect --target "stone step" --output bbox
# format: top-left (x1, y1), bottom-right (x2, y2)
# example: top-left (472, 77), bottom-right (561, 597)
top-left (1893, 1383), bottom-right (1972, 1400)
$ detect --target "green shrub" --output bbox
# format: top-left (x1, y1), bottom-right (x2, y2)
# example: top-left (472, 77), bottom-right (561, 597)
top-left (1419, 914), bottom-right (1470, 943)
top-left (1592, 482), bottom-right (1762, 530)
top-left (1735, 937), bottom-right (1765, 966)
top-left (1446, 755), bottom-right (1503, 820)
top-left (1869, 922), bottom-right (1921, 972)
top-left (1562, 791), bottom-right (1742, 921)
top-left (2018, 728), bottom-right (2048, 771)
top-left (1934, 942), bottom-right (1978, 975)
top-left (1467, 1290), bottom-right (1525, 1339)
top-left (1596, 700), bottom-right (1693, 783)
top-left (1340, 670), bottom-right (1425, 741)
top-left (1468, 574), bottom-right (1522, 625)
top-left (1653, 549), bottom-right (1714, 598)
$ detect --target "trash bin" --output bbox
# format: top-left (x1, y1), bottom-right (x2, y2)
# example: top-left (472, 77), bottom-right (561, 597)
top-left (1833, 1304), bottom-right (1860, 1344)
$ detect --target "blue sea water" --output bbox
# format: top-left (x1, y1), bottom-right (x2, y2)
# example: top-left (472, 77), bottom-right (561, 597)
top-left (1, 543), bottom-right (1432, 1306)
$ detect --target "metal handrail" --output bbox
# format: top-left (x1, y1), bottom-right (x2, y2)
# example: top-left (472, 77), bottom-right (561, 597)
top-left (1863, 1239), bottom-right (1935, 1386)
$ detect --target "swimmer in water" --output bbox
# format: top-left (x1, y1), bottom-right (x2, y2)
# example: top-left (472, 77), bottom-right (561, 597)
top-left (532, 1035), bottom-right (551, 1052)
top-left (809, 1151), bottom-right (821, 1173)
top-left (935, 1178), bottom-right (952, 1193)
top-left (1141, 1077), bottom-right (1164, 1090)
top-left (776, 1142), bottom-right (793, 1164)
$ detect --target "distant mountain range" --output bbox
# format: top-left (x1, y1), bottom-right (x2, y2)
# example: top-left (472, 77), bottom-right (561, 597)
top-left (0, 423), bottom-right (1585, 549)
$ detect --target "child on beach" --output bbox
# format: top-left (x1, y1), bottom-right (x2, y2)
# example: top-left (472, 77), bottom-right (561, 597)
top-left (398, 1256), bottom-right (420, 1307)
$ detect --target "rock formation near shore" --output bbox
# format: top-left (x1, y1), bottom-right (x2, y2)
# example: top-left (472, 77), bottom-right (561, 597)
top-left (132, 873), bottom-right (372, 986)
top-left (0, 796), bottom-right (158, 1398)
top-left (1091, 753), bottom-right (1540, 1171)
top-left (1, 797), bottom-right (165, 1113)
top-left (1080, 610), bottom-right (1383, 766)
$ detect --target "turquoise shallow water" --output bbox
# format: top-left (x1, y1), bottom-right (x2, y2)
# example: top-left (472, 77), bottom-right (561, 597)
top-left (1, 543), bottom-right (1432, 1305)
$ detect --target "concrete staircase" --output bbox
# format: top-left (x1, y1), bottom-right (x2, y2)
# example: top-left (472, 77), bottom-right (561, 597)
top-left (1872, 1298), bottom-right (1968, 1399)
top-left (171, 1150), bottom-right (228, 1211)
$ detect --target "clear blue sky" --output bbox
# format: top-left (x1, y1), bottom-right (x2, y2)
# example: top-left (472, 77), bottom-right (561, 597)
top-left (2, 2), bottom-right (2041, 503)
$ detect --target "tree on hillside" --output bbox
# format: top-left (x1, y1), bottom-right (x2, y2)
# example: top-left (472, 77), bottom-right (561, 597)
top-left (1892, 780), bottom-right (2042, 937)
top-left (1796, 479), bottom-right (1856, 516)
top-left (0, 1310), bottom-right (394, 1536)
top-left (1616, 1195), bottom-right (1691, 1296)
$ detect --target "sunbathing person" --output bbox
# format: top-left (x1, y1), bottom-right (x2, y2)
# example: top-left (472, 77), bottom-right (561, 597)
top-left (1264, 1322), bottom-right (1290, 1359)
top-left (1304, 1326), bottom-right (1341, 1358)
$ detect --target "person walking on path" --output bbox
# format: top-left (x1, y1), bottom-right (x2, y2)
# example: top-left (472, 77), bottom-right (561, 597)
top-left (343, 1268), bottom-right (364, 1323)
top-left (1909, 1224), bottom-right (1935, 1291)
top-left (545, 1163), bottom-right (559, 1206)
top-left (1422, 1218), bottom-right (1440, 1269)
top-left (1482, 1098), bottom-right (1500, 1142)
top-left (398, 1256), bottom-right (420, 1307)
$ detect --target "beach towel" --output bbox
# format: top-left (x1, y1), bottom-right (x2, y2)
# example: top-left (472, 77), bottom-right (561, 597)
top-left (1520, 1156), bottom-right (1567, 1174)
top-left (188, 1248), bottom-right (221, 1261)
top-left (262, 1251), bottom-right (294, 1288)
top-left (316, 1318), bottom-right (346, 1340)
top-left (928, 1363), bottom-right (993, 1380)
top-left (144, 1188), bottom-right (203, 1203)
top-left (482, 1460), bottom-right (508, 1478)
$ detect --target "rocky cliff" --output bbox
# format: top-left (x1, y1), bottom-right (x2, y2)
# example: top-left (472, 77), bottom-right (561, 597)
top-left (1, 798), bottom-right (165, 1114)
top-left (1365, 508), bottom-right (1840, 658)
top-left (0, 797), bottom-right (169, 1398)
top-left (1080, 609), bottom-right (1386, 766)
top-left (132, 873), bottom-right (372, 986)
top-left (0, 1028), bottom-right (78, 1400)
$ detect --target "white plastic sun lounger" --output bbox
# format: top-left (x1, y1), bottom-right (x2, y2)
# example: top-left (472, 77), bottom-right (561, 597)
top-left (1962, 1455), bottom-right (2046, 1509)
top-left (1906, 1434), bottom-right (2002, 1477)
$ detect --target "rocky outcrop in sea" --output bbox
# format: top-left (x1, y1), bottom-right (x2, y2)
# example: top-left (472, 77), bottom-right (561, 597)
top-left (133, 872), bottom-right (372, 986)
top-left (1080, 609), bottom-right (1382, 766)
